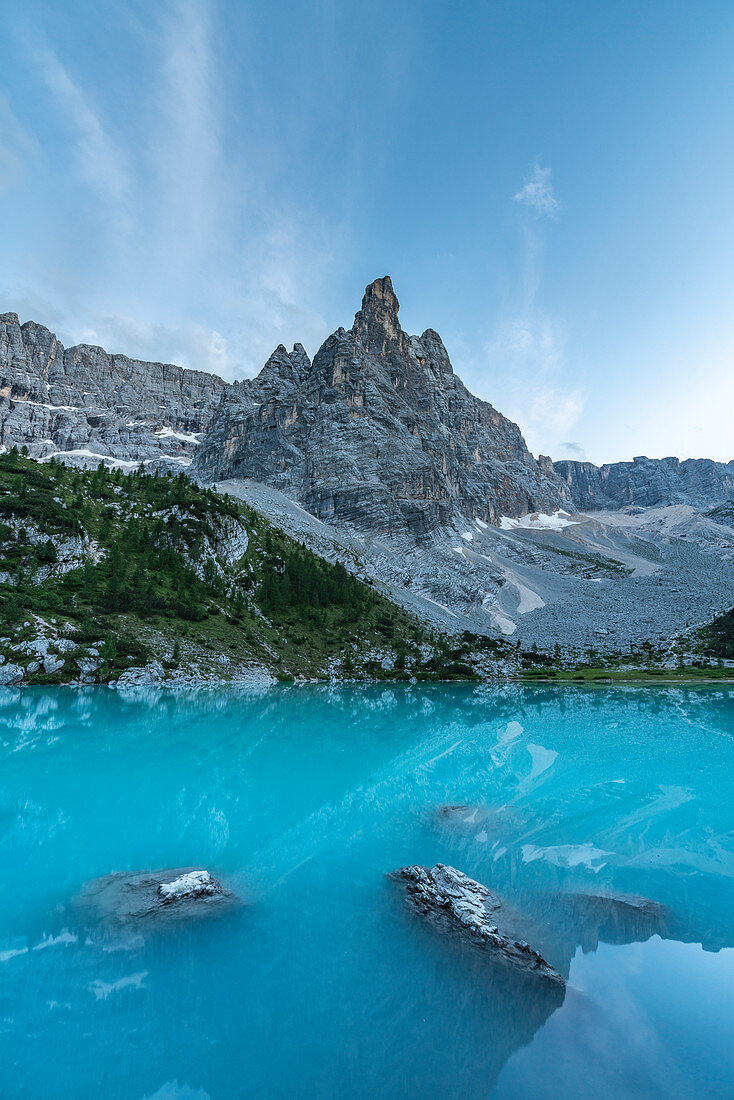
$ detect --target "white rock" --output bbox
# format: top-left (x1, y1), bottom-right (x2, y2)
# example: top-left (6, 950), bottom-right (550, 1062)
top-left (116, 660), bottom-right (165, 687)
top-left (76, 657), bottom-right (99, 674)
top-left (0, 663), bottom-right (24, 686)
top-left (157, 870), bottom-right (222, 901)
top-left (43, 655), bottom-right (65, 674)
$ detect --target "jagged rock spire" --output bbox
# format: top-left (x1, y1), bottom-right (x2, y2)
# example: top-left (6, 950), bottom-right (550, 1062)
top-left (194, 274), bottom-right (571, 536)
top-left (352, 276), bottom-right (406, 357)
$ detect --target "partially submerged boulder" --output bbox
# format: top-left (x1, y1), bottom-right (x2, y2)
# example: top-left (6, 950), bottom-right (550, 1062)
top-left (74, 866), bottom-right (235, 931)
top-left (433, 803), bottom-right (531, 837)
top-left (389, 863), bottom-right (564, 985)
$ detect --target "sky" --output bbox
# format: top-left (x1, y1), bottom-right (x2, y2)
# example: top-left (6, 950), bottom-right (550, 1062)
top-left (0, 0), bottom-right (733, 465)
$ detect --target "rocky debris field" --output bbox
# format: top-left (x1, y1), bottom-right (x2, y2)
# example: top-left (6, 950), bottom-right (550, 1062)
top-left (216, 478), bottom-right (734, 658)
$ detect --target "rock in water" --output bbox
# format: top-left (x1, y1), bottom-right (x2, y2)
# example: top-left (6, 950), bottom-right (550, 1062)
top-left (389, 863), bottom-right (564, 985)
top-left (193, 277), bottom-right (570, 540)
top-left (73, 866), bottom-right (235, 930)
top-left (433, 803), bottom-right (531, 836)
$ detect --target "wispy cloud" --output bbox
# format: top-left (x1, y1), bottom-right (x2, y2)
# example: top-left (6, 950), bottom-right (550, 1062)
top-left (484, 314), bottom-right (585, 455)
top-left (39, 48), bottom-right (131, 230)
top-left (5, 0), bottom-right (336, 380)
top-left (154, 0), bottom-right (224, 276)
top-left (77, 311), bottom-right (232, 378)
top-left (477, 161), bottom-right (580, 457)
top-left (513, 164), bottom-right (559, 217)
top-left (0, 95), bottom-right (38, 195)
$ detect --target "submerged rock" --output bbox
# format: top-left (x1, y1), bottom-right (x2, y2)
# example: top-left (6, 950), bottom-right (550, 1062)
top-left (389, 863), bottom-right (564, 985)
top-left (434, 803), bottom-right (531, 836)
top-left (73, 866), bottom-right (235, 930)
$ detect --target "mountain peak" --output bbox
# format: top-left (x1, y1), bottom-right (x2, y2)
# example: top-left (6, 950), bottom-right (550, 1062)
top-left (352, 275), bottom-right (404, 356)
top-left (361, 275), bottom-right (398, 314)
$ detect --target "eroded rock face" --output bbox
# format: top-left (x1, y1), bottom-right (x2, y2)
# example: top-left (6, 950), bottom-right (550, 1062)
top-left (389, 863), bottom-right (565, 984)
top-left (0, 312), bottom-right (226, 469)
top-left (194, 278), bottom-right (570, 540)
top-left (554, 456), bottom-right (734, 511)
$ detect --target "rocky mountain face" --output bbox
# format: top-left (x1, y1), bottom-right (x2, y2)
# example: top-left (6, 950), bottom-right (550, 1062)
top-left (193, 278), bottom-right (569, 540)
top-left (3, 286), bottom-right (732, 533)
top-left (554, 456), bottom-right (734, 511)
top-left (0, 312), bottom-right (226, 469)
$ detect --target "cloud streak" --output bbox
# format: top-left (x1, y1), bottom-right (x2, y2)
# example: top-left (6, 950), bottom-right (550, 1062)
top-left (0, 95), bottom-right (37, 196)
top-left (40, 48), bottom-right (131, 231)
top-left (513, 164), bottom-right (559, 217)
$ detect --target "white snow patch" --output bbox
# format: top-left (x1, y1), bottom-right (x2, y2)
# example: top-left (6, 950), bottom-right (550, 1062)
top-left (154, 427), bottom-right (203, 445)
top-left (12, 399), bottom-right (81, 411)
top-left (500, 509), bottom-right (578, 531)
top-left (40, 449), bottom-right (191, 470)
top-left (475, 519), bottom-right (489, 529)
top-left (461, 531), bottom-right (474, 541)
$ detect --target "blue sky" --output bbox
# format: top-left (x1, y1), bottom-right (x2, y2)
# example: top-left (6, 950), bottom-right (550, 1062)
top-left (1, 0), bottom-right (733, 464)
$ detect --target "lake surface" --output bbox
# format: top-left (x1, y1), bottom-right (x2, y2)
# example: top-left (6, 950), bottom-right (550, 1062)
top-left (1, 683), bottom-right (733, 1099)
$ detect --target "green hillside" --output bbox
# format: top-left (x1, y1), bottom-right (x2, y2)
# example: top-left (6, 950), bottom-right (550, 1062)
top-left (0, 450), bottom-right (482, 684)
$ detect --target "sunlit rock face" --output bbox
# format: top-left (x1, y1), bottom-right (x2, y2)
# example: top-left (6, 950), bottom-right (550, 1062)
top-left (193, 278), bottom-right (570, 540)
top-left (0, 311), bottom-right (226, 469)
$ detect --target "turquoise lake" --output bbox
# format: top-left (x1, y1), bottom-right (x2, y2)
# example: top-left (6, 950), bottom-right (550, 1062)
top-left (1, 683), bottom-right (733, 1099)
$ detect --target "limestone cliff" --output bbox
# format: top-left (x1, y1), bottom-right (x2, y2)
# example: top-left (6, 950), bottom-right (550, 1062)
top-left (554, 456), bottom-right (734, 511)
top-left (0, 312), bottom-right (226, 468)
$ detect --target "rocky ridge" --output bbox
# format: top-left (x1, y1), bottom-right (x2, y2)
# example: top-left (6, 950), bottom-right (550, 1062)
top-left (3, 286), bottom-right (732, 529)
top-left (0, 311), bottom-right (226, 469)
top-left (555, 456), bottom-right (734, 511)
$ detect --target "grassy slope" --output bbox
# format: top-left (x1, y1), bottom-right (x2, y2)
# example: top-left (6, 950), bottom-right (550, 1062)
top-left (0, 453), bottom-right (490, 683)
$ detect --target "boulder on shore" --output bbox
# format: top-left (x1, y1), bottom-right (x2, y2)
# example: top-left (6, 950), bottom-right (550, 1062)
top-left (388, 863), bottom-right (564, 985)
